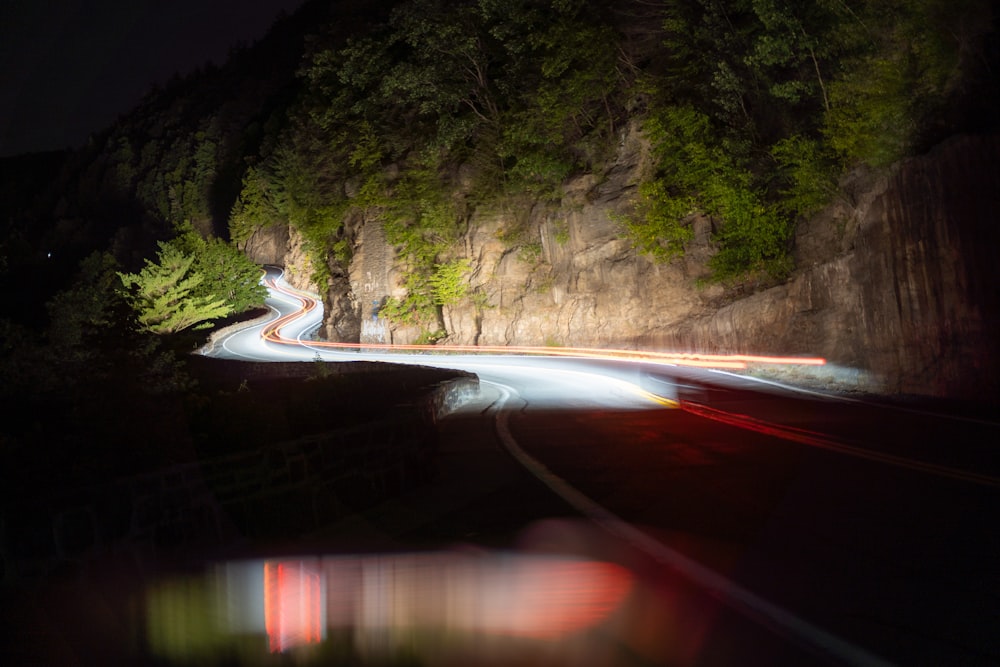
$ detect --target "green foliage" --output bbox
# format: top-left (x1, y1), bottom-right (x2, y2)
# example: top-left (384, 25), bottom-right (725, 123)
top-left (745, 0), bottom-right (854, 110)
top-left (110, 136), bottom-right (137, 191)
top-left (300, 0), bottom-right (625, 198)
top-left (229, 124), bottom-right (352, 287)
top-left (376, 159), bottom-right (471, 336)
top-left (621, 179), bottom-right (695, 260)
top-left (707, 190), bottom-right (793, 282)
top-left (229, 165), bottom-right (281, 243)
top-left (493, 5), bottom-right (621, 194)
top-left (378, 151), bottom-right (468, 322)
top-left (553, 222), bottom-right (570, 245)
top-left (824, 50), bottom-right (914, 167)
top-left (31, 252), bottom-right (132, 392)
top-left (429, 259), bottom-right (471, 305)
top-left (377, 292), bottom-right (437, 330)
top-left (171, 221), bottom-right (268, 314)
top-left (413, 329), bottom-right (449, 345)
top-left (386, 0), bottom-right (501, 124)
top-left (110, 0), bottom-right (991, 303)
top-left (518, 241), bottom-right (544, 265)
top-left (118, 241), bottom-right (234, 335)
top-left (820, 0), bottom-right (989, 166)
top-left (3, 252), bottom-right (196, 401)
top-left (770, 135), bottom-right (837, 218)
top-left (348, 121), bottom-right (385, 172)
top-left (46, 252), bottom-right (125, 351)
top-left (498, 122), bottom-right (576, 198)
top-left (121, 119), bottom-right (224, 225)
top-left (624, 105), bottom-right (792, 279)
top-left (623, 0), bottom-right (991, 283)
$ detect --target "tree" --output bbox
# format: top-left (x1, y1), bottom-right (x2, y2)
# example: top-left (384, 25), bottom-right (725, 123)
top-left (621, 178), bottom-right (695, 260)
top-left (746, 0), bottom-right (849, 112)
top-left (172, 221), bottom-right (267, 314)
top-left (770, 134), bottom-right (837, 218)
top-left (823, 37), bottom-right (916, 167)
top-left (0, 256), bottom-right (125, 396)
top-left (385, 0), bottom-right (502, 129)
top-left (118, 242), bottom-right (233, 334)
top-left (229, 165), bottom-right (282, 243)
top-left (46, 252), bottom-right (127, 358)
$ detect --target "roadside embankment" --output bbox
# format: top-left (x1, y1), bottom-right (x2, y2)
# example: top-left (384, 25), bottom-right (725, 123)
top-left (1, 359), bottom-right (479, 585)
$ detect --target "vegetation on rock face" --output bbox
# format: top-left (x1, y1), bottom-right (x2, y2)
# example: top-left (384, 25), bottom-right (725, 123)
top-left (253, 0), bottom-right (992, 305)
top-left (626, 0), bottom-right (993, 283)
top-left (0, 0), bottom-right (994, 519)
top-left (1, 0), bottom-right (995, 346)
top-left (282, 0), bottom-right (630, 338)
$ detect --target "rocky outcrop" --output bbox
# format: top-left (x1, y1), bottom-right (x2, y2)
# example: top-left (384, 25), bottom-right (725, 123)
top-left (239, 222), bottom-right (288, 268)
top-left (853, 135), bottom-right (1000, 398)
top-left (437, 120), bottom-right (722, 349)
top-left (239, 222), bottom-right (316, 293)
top-left (654, 134), bottom-right (1000, 400)
top-left (273, 127), bottom-right (998, 403)
top-left (323, 261), bottom-right (361, 342)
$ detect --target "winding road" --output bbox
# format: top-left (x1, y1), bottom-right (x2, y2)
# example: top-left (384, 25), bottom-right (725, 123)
top-left (195, 267), bottom-right (1000, 667)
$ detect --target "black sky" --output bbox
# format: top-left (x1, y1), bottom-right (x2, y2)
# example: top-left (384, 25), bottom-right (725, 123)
top-left (0, 0), bottom-right (306, 158)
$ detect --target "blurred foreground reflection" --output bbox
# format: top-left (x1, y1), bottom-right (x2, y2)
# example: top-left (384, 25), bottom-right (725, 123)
top-left (4, 519), bottom-right (769, 665)
top-left (147, 547), bottom-right (638, 665)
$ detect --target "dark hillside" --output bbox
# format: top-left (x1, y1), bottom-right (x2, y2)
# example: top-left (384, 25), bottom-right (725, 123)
top-left (0, 0), bottom-right (401, 318)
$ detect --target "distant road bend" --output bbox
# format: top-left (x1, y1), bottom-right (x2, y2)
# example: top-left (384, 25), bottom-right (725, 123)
top-left (199, 266), bottom-right (1000, 667)
top-left (205, 266), bottom-right (828, 406)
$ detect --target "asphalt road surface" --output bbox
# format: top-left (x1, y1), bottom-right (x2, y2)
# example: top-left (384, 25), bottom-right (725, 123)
top-left (191, 269), bottom-right (1000, 666)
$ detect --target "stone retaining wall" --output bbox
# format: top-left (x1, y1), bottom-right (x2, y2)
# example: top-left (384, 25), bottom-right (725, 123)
top-left (0, 376), bottom-right (479, 585)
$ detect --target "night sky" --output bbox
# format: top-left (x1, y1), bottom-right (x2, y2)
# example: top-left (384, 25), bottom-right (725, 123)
top-left (0, 0), bottom-right (306, 158)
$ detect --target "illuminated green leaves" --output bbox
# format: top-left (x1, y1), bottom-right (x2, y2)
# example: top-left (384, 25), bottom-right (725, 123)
top-left (770, 135), bottom-right (837, 218)
top-left (118, 242), bottom-right (233, 335)
top-left (430, 259), bottom-right (472, 306)
top-left (623, 104), bottom-right (796, 281)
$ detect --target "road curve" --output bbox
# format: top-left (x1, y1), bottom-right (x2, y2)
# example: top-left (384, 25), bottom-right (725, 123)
top-left (198, 267), bottom-right (1000, 667)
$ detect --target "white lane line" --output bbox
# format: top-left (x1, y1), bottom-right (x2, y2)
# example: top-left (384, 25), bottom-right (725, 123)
top-left (484, 379), bottom-right (894, 667)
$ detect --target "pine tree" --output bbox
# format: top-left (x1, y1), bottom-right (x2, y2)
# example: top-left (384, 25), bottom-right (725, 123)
top-left (118, 242), bottom-right (233, 334)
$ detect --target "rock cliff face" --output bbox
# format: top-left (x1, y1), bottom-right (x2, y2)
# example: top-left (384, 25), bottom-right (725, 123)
top-left (655, 134), bottom-right (1000, 400)
top-left (254, 129), bottom-right (1000, 403)
top-left (856, 135), bottom-right (999, 398)
top-left (356, 120), bottom-right (725, 349)
top-left (240, 222), bottom-right (311, 290)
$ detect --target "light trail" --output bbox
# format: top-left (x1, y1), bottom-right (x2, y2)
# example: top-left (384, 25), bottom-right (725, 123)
top-left (255, 270), bottom-right (999, 488)
top-left (259, 273), bottom-right (827, 371)
top-left (681, 400), bottom-right (1000, 487)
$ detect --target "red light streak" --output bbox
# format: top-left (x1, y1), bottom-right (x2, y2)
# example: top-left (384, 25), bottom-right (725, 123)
top-left (259, 554), bottom-right (633, 653)
top-left (492, 559), bottom-right (633, 638)
top-left (262, 278), bottom-right (826, 370)
top-left (680, 401), bottom-right (1000, 486)
top-left (264, 560), bottom-right (323, 653)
